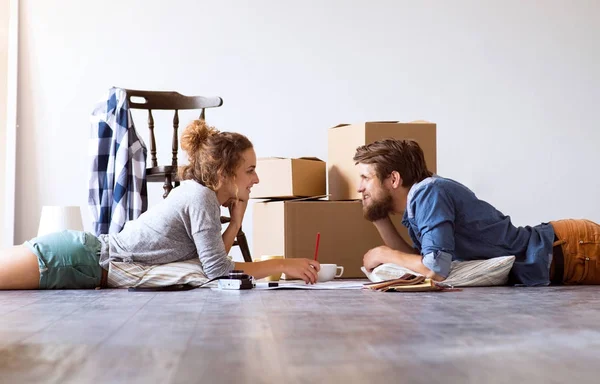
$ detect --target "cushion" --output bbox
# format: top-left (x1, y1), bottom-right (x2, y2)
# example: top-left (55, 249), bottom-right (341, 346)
top-left (107, 258), bottom-right (211, 288)
top-left (361, 255), bottom-right (516, 287)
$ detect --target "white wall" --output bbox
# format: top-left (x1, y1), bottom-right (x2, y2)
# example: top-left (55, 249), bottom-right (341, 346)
top-left (16, 0), bottom-right (600, 259)
top-left (0, 0), bottom-right (7, 248)
top-left (0, 0), bottom-right (17, 248)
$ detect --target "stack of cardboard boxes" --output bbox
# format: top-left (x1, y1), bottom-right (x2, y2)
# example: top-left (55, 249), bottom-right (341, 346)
top-left (252, 121), bottom-right (437, 278)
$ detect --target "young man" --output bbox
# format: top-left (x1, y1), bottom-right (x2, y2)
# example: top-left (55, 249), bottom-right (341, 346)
top-left (354, 139), bottom-right (600, 286)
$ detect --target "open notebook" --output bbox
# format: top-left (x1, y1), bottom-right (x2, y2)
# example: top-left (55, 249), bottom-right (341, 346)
top-left (362, 273), bottom-right (443, 292)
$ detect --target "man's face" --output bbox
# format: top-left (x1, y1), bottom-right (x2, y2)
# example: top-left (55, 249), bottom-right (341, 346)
top-left (357, 163), bottom-right (394, 221)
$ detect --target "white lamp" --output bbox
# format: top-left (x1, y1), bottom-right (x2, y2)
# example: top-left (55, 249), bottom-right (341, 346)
top-left (37, 206), bottom-right (84, 237)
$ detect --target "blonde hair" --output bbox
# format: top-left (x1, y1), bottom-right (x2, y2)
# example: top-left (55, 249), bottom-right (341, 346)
top-left (178, 119), bottom-right (253, 190)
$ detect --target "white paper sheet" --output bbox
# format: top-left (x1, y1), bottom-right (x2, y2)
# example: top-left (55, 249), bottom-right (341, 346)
top-left (255, 280), bottom-right (365, 290)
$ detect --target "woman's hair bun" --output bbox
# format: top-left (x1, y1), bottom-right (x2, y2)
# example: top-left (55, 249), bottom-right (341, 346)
top-left (180, 119), bottom-right (219, 156)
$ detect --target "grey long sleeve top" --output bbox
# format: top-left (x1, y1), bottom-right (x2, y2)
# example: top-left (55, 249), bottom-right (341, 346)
top-left (98, 180), bottom-right (235, 279)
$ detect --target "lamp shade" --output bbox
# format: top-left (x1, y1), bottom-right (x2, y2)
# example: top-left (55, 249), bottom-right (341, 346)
top-left (37, 206), bottom-right (84, 237)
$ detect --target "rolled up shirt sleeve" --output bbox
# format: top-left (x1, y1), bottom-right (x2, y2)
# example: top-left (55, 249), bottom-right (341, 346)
top-left (422, 250), bottom-right (453, 278)
top-left (412, 184), bottom-right (456, 278)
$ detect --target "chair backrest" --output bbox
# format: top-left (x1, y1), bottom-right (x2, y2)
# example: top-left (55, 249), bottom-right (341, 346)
top-left (122, 89), bottom-right (253, 263)
top-left (124, 89), bottom-right (223, 174)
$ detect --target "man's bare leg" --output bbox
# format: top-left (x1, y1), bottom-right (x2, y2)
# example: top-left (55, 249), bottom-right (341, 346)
top-left (0, 245), bottom-right (41, 289)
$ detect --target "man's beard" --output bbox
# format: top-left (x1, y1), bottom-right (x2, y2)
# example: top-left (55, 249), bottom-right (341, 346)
top-left (363, 193), bottom-right (394, 222)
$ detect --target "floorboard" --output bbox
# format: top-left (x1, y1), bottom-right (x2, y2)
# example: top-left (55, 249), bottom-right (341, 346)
top-left (1, 284), bottom-right (599, 383)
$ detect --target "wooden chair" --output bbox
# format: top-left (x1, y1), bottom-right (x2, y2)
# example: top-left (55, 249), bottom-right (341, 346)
top-left (124, 89), bottom-right (253, 263)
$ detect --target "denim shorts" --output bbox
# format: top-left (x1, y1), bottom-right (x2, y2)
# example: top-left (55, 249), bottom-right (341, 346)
top-left (25, 230), bottom-right (103, 289)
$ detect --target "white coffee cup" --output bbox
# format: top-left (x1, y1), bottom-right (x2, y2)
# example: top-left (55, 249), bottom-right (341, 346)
top-left (317, 264), bottom-right (344, 282)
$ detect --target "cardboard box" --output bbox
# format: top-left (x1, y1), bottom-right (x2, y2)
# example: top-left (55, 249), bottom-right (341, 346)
top-left (328, 121), bottom-right (436, 200)
top-left (251, 157), bottom-right (326, 199)
top-left (252, 200), bottom-right (410, 278)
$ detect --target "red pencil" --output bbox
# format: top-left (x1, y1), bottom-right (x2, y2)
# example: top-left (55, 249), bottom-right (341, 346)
top-left (313, 232), bottom-right (321, 261)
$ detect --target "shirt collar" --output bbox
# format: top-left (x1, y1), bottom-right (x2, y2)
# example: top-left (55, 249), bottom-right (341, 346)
top-left (405, 175), bottom-right (439, 219)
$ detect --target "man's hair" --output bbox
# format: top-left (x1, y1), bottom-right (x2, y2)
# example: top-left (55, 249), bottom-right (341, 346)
top-left (178, 119), bottom-right (253, 190)
top-left (353, 139), bottom-right (432, 186)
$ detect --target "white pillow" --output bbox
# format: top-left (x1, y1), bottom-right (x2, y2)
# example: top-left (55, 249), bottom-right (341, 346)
top-left (108, 259), bottom-right (210, 288)
top-left (361, 255), bottom-right (516, 287)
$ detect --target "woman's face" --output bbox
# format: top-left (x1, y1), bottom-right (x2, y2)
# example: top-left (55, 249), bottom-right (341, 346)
top-left (226, 147), bottom-right (259, 201)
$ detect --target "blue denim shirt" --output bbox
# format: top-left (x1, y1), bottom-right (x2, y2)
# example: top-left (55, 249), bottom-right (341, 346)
top-left (401, 176), bottom-right (555, 286)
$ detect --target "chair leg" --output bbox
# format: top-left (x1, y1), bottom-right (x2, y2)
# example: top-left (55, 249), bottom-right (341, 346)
top-left (236, 228), bottom-right (253, 262)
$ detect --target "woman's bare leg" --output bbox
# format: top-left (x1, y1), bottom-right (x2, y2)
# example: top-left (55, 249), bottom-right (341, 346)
top-left (0, 245), bottom-right (40, 289)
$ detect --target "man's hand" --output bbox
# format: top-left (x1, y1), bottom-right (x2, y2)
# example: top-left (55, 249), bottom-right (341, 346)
top-left (363, 246), bottom-right (445, 281)
top-left (363, 245), bottom-right (395, 272)
top-left (282, 259), bottom-right (320, 284)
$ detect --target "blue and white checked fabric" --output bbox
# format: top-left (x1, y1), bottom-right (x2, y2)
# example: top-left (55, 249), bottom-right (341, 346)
top-left (88, 87), bottom-right (148, 236)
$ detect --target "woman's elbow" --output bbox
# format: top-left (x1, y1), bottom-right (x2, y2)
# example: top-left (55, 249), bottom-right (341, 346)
top-left (203, 266), bottom-right (228, 279)
top-left (202, 260), bottom-right (234, 280)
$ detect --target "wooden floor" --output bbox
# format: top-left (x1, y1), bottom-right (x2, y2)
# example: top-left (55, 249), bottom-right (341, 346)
top-left (1, 283), bottom-right (599, 383)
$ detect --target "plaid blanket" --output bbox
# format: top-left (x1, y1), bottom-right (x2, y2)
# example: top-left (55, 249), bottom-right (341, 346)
top-left (88, 87), bottom-right (148, 235)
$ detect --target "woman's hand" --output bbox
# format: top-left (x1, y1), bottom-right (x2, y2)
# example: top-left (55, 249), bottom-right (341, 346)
top-left (282, 259), bottom-right (320, 284)
top-left (234, 259), bottom-right (321, 284)
top-left (226, 198), bottom-right (248, 227)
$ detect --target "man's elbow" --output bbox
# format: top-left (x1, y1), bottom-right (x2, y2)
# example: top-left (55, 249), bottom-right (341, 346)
top-left (418, 264), bottom-right (447, 282)
top-left (429, 272), bottom-right (446, 282)
top-left (421, 267), bottom-right (446, 282)
top-left (421, 250), bottom-right (452, 282)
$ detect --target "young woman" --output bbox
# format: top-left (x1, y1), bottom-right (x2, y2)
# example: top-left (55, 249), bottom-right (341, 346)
top-left (0, 120), bottom-right (320, 290)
